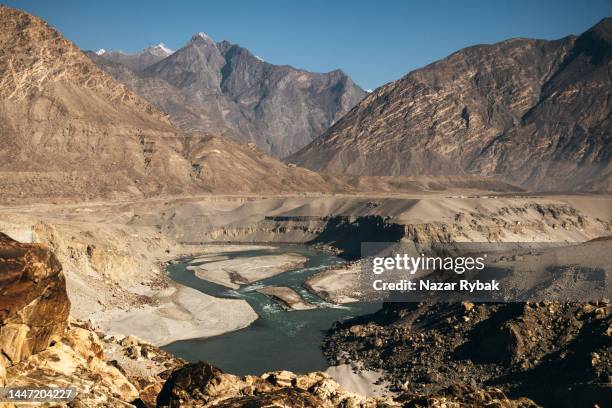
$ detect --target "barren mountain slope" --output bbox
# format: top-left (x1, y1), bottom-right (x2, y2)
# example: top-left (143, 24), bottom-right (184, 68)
top-left (0, 5), bottom-right (196, 201)
top-left (0, 6), bottom-right (355, 202)
top-left (91, 34), bottom-right (366, 157)
top-left (181, 134), bottom-right (353, 194)
top-left (290, 19), bottom-right (612, 192)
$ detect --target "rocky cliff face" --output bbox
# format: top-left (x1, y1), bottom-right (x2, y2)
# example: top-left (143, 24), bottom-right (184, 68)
top-left (0, 233), bottom-right (69, 365)
top-left (290, 19), bottom-right (612, 192)
top-left (0, 6), bottom-right (354, 202)
top-left (91, 34), bottom-right (365, 157)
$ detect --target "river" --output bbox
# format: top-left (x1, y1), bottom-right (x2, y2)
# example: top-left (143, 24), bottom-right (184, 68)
top-left (163, 245), bottom-right (380, 375)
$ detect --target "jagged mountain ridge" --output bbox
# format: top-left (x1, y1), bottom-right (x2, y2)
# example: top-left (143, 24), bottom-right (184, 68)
top-left (290, 19), bottom-right (612, 192)
top-left (0, 5), bottom-right (353, 202)
top-left (90, 33), bottom-right (366, 157)
top-left (96, 42), bottom-right (173, 71)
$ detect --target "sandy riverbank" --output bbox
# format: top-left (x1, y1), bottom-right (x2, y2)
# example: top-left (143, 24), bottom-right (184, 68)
top-left (92, 283), bottom-right (257, 346)
top-left (0, 213), bottom-right (271, 347)
top-left (257, 286), bottom-right (316, 310)
top-left (187, 251), bottom-right (308, 289)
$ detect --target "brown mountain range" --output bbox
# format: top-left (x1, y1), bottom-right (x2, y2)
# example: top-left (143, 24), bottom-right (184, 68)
top-left (290, 19), bottom-right (612, 192)
top-left (0, 5), bottom-right (354, 202)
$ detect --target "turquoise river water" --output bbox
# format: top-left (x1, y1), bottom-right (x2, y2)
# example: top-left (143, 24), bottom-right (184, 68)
top-left (163, 245), bottom-right (380, 375)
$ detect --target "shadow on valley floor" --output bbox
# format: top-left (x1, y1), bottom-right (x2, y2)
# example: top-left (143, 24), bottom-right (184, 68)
top-left (308, 215), bottom-right (405, 259)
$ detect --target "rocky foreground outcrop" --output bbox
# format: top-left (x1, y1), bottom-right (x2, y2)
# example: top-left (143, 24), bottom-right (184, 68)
top-left (156, 362), bottom-right (537, 408)
top-left (0, 233), bottom-right (171, 406)
top-left (0, 233), bottom-right (70, 366)
top-left (156, 362), bottom-right (382, 407)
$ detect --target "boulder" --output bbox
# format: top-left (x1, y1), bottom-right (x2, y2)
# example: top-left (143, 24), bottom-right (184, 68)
top-left (0, 233), bottom-right (70, 365)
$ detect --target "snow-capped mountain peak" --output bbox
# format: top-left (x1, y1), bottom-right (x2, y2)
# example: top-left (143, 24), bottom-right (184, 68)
top-left (95, 48), bottom-right (106, 55)
top-left (191, 32), bottom-right (213, 42)
top-left (145, 42), bottom-right (173, 57)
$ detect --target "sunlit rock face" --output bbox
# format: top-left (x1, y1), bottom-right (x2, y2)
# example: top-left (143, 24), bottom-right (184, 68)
top-left (0, 231), bottom-right (180, 407)
top-left (156, 361), bottom-right (387, 407)
top-left (0, 232), bottom-right (70, 365)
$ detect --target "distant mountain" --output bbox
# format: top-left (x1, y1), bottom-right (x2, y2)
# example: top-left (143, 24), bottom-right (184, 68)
top-left (97, 42), bottom-right (173, 71)
top-left (0, 5), bottom-right (351, 202)
top-left (89, 34), bottom-right (366, 157)
top-left (290, 19), bottom-right (612, 192)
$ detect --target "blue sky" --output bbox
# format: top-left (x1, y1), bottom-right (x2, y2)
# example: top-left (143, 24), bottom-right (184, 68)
top-left (3, 0), bottom-right (611, 90)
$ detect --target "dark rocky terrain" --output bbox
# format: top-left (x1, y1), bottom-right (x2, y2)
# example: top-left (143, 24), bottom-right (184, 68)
top-left (323, 301), bottom-right (611, 407)
top-left (90, 34), bottom-right (366, 157)
top-left (290, 18), bottom-right (612, 192)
